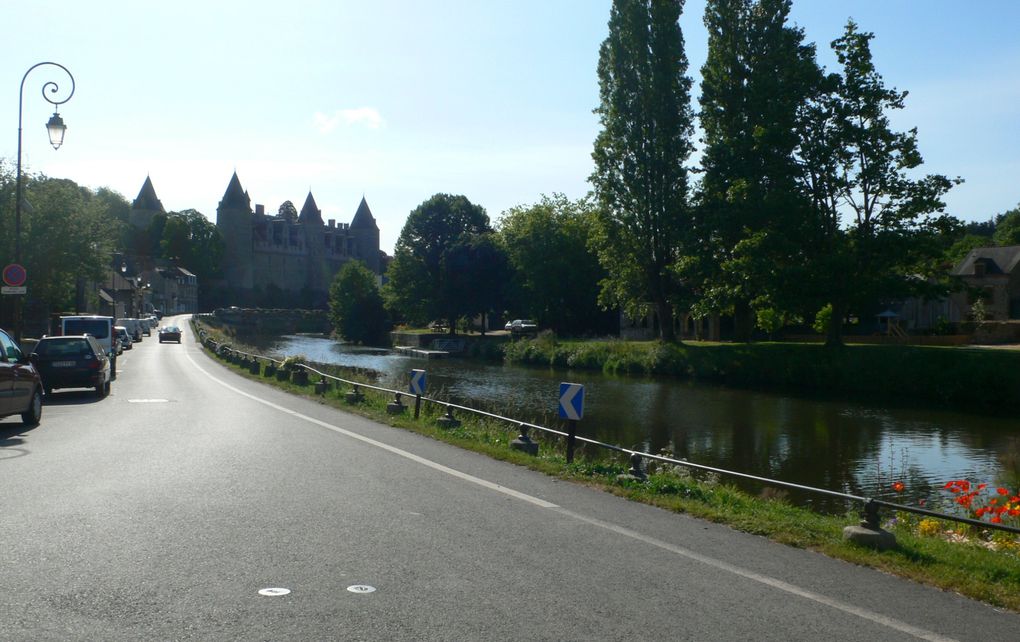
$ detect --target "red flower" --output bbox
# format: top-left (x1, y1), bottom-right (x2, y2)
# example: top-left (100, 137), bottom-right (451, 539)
top-left (997, 487), bottom-right (1010, 496)
top-left (991, 516), bottom-right (1003, 524)
top-left (892, 481), bottom-right (905, 493)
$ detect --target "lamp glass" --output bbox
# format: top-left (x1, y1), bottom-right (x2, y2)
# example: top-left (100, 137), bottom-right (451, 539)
top-left (46, 112), bottom-right (66, 149)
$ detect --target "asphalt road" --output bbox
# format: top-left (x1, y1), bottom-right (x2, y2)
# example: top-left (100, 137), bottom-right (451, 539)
top-left (2, 317), bottom-right (1018, 641)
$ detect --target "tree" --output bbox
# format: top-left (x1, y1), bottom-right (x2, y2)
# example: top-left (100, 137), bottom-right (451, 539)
top-left (798, 20), bottom-right (960, 346)
top-left (498, 194), bottom-right (609, 335)
top-left (328, 260), bottom-right (388, 345)
top-left (696, 0), bottom-right (820, 340)
top-left (590, 0), bottom-right (695, 341)
top-left (384, 194), bottom-right (491, 332)
top-left (992, 204), bottom-right (1020, 246)
top-left (278, 200), bottom-right (298, 222)
top-left (160, 209), bottom-right (224, 308)
top-left (441, 233), bottom-right (510, 334)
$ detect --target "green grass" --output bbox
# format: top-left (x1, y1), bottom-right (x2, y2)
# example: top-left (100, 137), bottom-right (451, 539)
top-left (194, 319), bottom-right (1020, 613)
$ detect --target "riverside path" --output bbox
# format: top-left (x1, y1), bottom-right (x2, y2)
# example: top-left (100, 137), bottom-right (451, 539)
top-left (1, 317), bottom-right (1017, 641)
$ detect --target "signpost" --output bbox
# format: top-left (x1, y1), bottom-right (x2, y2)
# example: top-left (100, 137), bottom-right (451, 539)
top-left (559, 382), bottom-right (585, 463)
top-left (409, 369), bottom-right (427, 419)
top-left (2, 263), bottom-right (27, 295)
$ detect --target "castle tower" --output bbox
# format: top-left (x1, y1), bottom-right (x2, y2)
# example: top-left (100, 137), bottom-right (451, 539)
top-left (299, 191), bottom-right (328, 292)
top-left (128, 176), bottom-right (166, 230)
top-left (216, 172), bottom-right (254, 290)
top-left (350, 197), bottom-right (381, 274)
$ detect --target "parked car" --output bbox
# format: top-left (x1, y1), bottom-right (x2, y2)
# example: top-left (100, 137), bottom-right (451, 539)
top-left (506, 319), bottom-right (538, 334)
top-left (0, 327), bottom-right (43, 425)
top-left (114, 325), bottom-right (132, 351)
top-left (61, 314), bottom-right (117, 379)
top-left (158, 325), bottom-right (182, 343)
top-left (30, 335), bottom-right (111, 397)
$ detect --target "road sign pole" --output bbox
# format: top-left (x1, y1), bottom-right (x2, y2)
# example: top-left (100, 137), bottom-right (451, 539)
top-left (566, 419), bottom-right (577, 464)
top-left (414, 393), bottom-right (422, 419)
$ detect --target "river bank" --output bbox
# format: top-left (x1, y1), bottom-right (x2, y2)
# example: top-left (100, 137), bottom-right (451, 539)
top-left (502, 334), bottom-right (1020, 414)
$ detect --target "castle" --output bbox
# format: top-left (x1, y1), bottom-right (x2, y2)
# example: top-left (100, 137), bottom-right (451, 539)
top-left (130, 172), bottom-right (383, 308)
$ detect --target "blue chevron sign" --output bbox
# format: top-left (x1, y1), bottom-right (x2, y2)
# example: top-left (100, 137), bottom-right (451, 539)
top-left (409, 369), bottom-right (427, 396)
top-left (558, 382), bottom-right (584, 420)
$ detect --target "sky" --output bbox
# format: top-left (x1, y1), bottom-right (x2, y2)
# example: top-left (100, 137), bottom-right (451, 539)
top-left (3, 1), bottom-right (1019, 255)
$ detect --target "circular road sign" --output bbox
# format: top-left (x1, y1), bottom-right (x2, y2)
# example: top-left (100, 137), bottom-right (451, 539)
top-left (3, 264), bottom-right (26, 287)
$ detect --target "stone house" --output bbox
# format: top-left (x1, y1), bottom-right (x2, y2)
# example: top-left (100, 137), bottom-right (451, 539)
top-left (950, 245), bottom-right (1020, 320)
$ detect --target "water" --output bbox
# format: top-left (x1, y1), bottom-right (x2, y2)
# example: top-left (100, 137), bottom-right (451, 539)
top-left (267, 334), bottom-right (1020, 511)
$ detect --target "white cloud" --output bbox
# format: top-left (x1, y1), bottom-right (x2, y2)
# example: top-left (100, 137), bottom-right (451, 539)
top-left (313, 107), bottom-right (385, 133)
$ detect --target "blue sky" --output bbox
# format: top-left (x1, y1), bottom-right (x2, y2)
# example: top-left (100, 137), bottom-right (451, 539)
top-left (4, 1), bottom-right (1018, 254)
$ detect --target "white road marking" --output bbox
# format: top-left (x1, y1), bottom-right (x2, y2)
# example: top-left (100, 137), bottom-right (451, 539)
top-left (128, 399), bottom-right (169, 403)
top-left (186, 349), bottom-right (958, 642)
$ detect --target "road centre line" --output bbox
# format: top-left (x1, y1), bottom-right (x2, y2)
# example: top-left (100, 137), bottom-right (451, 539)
top-left (186, 349), bottom-right (957, 642)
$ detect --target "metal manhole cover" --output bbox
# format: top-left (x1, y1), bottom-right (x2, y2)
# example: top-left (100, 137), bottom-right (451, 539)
top-left (347, 585), bottom-right (376, 594)
top-left (258, 588), bottom-right (291, 597)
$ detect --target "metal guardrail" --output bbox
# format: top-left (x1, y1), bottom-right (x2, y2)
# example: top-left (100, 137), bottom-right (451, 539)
top-left (197, 330), bottom-right (1020, 537)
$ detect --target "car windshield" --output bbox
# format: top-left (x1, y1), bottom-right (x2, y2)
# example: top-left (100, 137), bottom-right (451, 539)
top-left (34, 338), bottom-right (91, 357)
top-left (63, 319), bottom-right (109, 339)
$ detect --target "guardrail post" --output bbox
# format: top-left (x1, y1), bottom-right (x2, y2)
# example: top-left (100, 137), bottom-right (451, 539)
top-left (250, 359), bottom-right (261, 375)
top-left (510, 423), bottom-right (539, 456)
top-left (387, 392), bottom-right (406, 414)
top-left (314, 376), bottom-right (329, 395)
top-left (436, 405), bottom-right (461, 428)
top-left (264, 362), bottom-right (276, 377)
top-left (842, 499), bottom-right (897, 551)
top-left (566, 419), bottom-right (577, 464)
top-left (345, 384), bottom-right (364, 404)
top-left (293, 368), bottom-right (309, 386)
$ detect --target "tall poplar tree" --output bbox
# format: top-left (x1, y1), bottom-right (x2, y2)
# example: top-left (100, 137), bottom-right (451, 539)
top-left (696, 0), bottom-right (819, 340)
top-left (590, 0), bottom-right (694, 342)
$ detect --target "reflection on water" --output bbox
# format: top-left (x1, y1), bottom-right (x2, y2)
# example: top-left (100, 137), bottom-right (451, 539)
top-left (268, 335), bottom-right (1019, 511)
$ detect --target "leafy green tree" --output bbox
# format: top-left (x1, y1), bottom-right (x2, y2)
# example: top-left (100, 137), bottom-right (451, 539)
top-left (278, 200), bottom-right (298, 222)
top-left (499, 194), bottom-right (609, 335)
top-left (384, 194), bottom-right (491, 332)
top-left (992, 205), bottom-right (1020, 246)
top-left (798, 20), bottom-right (960, 346)
top-left (441, 233), bottom-right (510, 334)
top-left (328, 260), bottom-right (388, 344)
top-left (590, 0), bottom-right (695, 341)
top-left (696, 0), bottom-right (820, 340)
top-left (0, 166), bottom-right (122, 326)
top-left (160, 209), bottom-right (224, 308)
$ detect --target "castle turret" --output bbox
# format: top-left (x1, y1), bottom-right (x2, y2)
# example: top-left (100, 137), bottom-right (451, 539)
top-left (216, 172), bottom-right (254, 290)
top-left (129, 176), bottom-right (166, 230)
top-left (300, 191), bottom-right (328, 293)
top-left (350, 197), bottom-right (381, 274)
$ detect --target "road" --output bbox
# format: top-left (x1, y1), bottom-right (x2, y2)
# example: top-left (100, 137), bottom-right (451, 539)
top-left (2, 317), bottom-right (1018, 641)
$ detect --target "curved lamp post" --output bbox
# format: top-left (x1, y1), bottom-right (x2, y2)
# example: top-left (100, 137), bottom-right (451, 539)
top-left (14, 62), bottom-right (75, 340)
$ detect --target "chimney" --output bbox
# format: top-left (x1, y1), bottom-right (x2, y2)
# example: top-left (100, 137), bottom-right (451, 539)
top-left (255, 204), bottom-right (265, 216)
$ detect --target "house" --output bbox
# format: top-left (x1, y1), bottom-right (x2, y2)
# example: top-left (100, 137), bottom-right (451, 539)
top-left (950, 245), bottom-right (1020, 320)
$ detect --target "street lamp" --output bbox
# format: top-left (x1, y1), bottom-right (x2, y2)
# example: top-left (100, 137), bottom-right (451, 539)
top-left (14, 62), bottom-right (75, 340)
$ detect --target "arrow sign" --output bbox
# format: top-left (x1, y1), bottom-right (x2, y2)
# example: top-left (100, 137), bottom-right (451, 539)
top-left (409, 369), bottom-right (427, 396)
top-left (558, 382), bottom-right (584, 420)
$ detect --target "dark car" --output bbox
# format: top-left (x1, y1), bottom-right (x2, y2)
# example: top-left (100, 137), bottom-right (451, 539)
top-left (30, 335), bottom-right (111, 398)
top-left (0, 328), bottom-right (43, 425)
top-left (158, 325), bottom-right (182, 343)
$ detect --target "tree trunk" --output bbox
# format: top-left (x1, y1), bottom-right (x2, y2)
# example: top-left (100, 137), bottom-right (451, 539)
top-left (825, 300), bottom-right (846, 348)
top-left (657, 299), bottom-right (677, 342)
top-left (733, 298), bottom-right (753, 342)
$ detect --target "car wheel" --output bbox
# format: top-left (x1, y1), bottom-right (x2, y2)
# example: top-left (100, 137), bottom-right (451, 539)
top-left (96, 380), bottom-right (108, 398)
top-left (21, 387), bottom-right (42, 425)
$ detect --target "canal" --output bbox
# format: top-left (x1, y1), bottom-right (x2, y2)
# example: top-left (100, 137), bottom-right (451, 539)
top-left (265, 334), bottom-right (1019, 511)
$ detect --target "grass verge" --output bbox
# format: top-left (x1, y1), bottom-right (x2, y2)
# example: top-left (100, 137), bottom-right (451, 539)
top-left (193, 319), bottom-right (1020, 612)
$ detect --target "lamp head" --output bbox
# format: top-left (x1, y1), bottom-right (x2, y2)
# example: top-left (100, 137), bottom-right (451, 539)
top-left (46, 111), bottom-right (67, 150)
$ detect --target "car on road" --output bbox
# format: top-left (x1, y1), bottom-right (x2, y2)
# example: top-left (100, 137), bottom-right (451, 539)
top-left (0, 327), bottom-right (43, 425)
top-left (505, 319), bottom-right (538, 334)
top-left (30, 334), bottom-right (112, 398)
top-left (158, 325), bottom-right (182, 343)
top-left (114, 325), bottom-right (132, 351)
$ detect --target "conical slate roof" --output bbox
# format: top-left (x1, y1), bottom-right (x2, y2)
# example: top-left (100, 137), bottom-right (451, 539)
top-left (299, 191), bottom-right (323, 225)
top-left (351, 196), bottom-right (377, 230)
top-left (132, 176), bottom-right (165, 213)
top-left (219, 172), bottom-right (250, 210)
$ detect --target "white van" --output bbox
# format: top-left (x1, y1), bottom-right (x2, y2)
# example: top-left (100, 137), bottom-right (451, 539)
top-left (60, 315), bottom-right (117, 378)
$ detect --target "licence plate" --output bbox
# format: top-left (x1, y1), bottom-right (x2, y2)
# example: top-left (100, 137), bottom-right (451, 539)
top-left (52, 360), bottom-right (75, 367)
